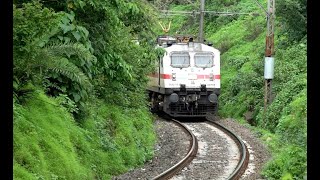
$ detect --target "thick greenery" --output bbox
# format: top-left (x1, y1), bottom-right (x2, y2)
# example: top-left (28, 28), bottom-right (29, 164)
top-left (154, 0), bottom-right (307, 179)
top-left (13, 0), bottom-right (160, 179)
top-left (14, 90), bottom-right (155, 179)
top-left (260, 88), bottom-right (307, 179)
top-left (14, 0), bottom-right (159, 115)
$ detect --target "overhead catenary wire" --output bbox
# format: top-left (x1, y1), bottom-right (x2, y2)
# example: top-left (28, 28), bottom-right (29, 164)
top-left (159, 10), bottom-right (261, 16)
top-left (252, 0), bottom-right (268, 15)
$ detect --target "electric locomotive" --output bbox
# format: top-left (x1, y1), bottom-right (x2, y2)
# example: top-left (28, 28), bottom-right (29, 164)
top-left (147, 35), bottom-right (220, 117)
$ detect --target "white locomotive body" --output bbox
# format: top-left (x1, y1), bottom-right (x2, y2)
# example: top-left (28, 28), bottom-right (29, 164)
top-left (147, 36), bottom-right (220, 117)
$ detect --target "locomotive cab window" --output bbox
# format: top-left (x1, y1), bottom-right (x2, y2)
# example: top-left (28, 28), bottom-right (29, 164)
top-left (170, 52), bottom-right (190, 68)
top-left (194, 52), bottom-right (214, 68)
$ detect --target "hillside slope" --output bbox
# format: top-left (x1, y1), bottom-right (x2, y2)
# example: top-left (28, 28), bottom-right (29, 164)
top-left (14, 90), bottom-right (155, 179)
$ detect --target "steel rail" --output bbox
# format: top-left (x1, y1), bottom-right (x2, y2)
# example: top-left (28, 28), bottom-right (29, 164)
top-left (151, 119), bottom-right (198, 180)
top-left (207, 120), bottom-right (249, 180)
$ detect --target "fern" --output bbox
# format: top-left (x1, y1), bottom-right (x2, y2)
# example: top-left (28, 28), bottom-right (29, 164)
top-left (46, 42), bottom-right (97, 66)
top-left (43, 79), bottom-right (65, 92)
top-left (32, 43), bottom-right (94, 89)
top-left (47, 57), bottom-right (93, 91)
top-left (14, 42), bottom-right (96, 111)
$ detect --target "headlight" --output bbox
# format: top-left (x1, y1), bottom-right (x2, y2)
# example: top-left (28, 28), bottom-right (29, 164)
top-left (208, 93), bottom-right (217, 103)
top-left (169, 93), bottom-right (179, 103)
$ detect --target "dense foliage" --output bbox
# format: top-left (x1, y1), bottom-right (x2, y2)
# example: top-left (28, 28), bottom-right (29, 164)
top-left (13, 0), bottom-right (160, 179)
top-left (153, 0), bottom-right (307, 179)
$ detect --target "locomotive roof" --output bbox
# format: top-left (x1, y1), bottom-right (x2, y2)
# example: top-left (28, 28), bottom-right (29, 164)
top-left (162, 42), bottom-right (220, 54)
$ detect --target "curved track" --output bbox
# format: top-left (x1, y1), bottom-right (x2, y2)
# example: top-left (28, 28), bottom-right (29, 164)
top-left (151, 119), bottom-right (198, 180)
top-left (152, 118), bottom-right (249, 180)
top-left (207, 120), bottom-right (250, 179)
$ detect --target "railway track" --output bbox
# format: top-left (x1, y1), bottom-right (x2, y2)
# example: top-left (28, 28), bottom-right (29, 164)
top-left (152, 119), bottom-right (249, 180)
top-left (151, 119), bottom-right (198, 180)
top-left (207, 120), bottom-right (250, 179)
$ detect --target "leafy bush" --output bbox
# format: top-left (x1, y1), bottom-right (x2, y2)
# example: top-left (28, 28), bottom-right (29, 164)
top-left (276, 88), bottom-right (306, 147)
top-left (261, 145), bottom-right (307, 180)
top-left (55, 94), bottom-right (79, 114)
top-left (273, 40), bottom-right (307, 89)
top-left (13, 1), bottom-right (61, 82)
top-left (256, 73), bottom-right (306, 132)
top-left (276, 0), bottom-right (307, 42)
top-left (13, 2), bottom-right (97, 117)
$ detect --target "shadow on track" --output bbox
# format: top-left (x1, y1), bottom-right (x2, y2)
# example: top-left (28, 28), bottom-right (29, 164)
top-left (154, 111), bottom-right (207, 123)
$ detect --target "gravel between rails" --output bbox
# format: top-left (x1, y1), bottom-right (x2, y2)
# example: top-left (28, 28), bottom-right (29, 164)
top-left (171, 122), bottom-right (241, 180)
top-left (212, 117), bottom-right (272, 180)
top-left (112, 117), bottom-right (271, 180)
top-left (112, 118), bottom-right (190, 180)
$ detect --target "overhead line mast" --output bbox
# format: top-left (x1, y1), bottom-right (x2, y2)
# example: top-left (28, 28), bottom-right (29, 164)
top-left (199, 0), bottom-right (205, 42)
top-left (264, 0), bottom-right (275, 113)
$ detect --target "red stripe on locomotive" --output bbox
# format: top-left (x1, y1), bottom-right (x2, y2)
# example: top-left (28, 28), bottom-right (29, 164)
top-left (161, 74), bottom-right (172, 79)
top-left (149, 73), bottom-right (220, 79)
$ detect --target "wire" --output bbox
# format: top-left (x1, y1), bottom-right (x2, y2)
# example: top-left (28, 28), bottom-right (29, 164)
top-left (160, 10), bottom-right (261, 16)
top-left (252, 0), bottom-right (268, 15)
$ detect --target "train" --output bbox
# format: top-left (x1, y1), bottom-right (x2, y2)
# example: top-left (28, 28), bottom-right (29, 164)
top-left (147, 35), bottom-right (220, 117)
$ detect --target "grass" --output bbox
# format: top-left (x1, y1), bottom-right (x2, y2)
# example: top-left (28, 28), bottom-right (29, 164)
top-left (14, 89), bottom-right (156, 179)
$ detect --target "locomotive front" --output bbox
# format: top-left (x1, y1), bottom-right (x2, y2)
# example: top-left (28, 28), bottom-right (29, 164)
top-left (147, 36), bottom-right (220, 117)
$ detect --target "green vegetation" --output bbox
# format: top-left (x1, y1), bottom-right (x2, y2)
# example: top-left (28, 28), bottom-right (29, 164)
top-left (155, 0), bottom-right (306, 179)
top-left (14, 90), bottom-right (155, 179)
top-left (14, 0), bottom-right (159, 179)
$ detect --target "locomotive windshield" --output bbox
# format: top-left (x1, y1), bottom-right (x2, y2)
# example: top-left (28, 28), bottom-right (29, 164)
top-left (194, 52), bottom-right (214, 68)
top-left (170, 52), bottom-right (190, 68)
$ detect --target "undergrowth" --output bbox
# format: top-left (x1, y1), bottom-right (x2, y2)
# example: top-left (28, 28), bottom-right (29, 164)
top-left (13, 89), bottom-right (156, 179)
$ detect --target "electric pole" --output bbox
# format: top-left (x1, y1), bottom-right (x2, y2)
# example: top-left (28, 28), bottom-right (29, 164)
top-left (199, 0), bottom-right (205, 42)
top-left (264, 0), bottom-right (275, 113)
